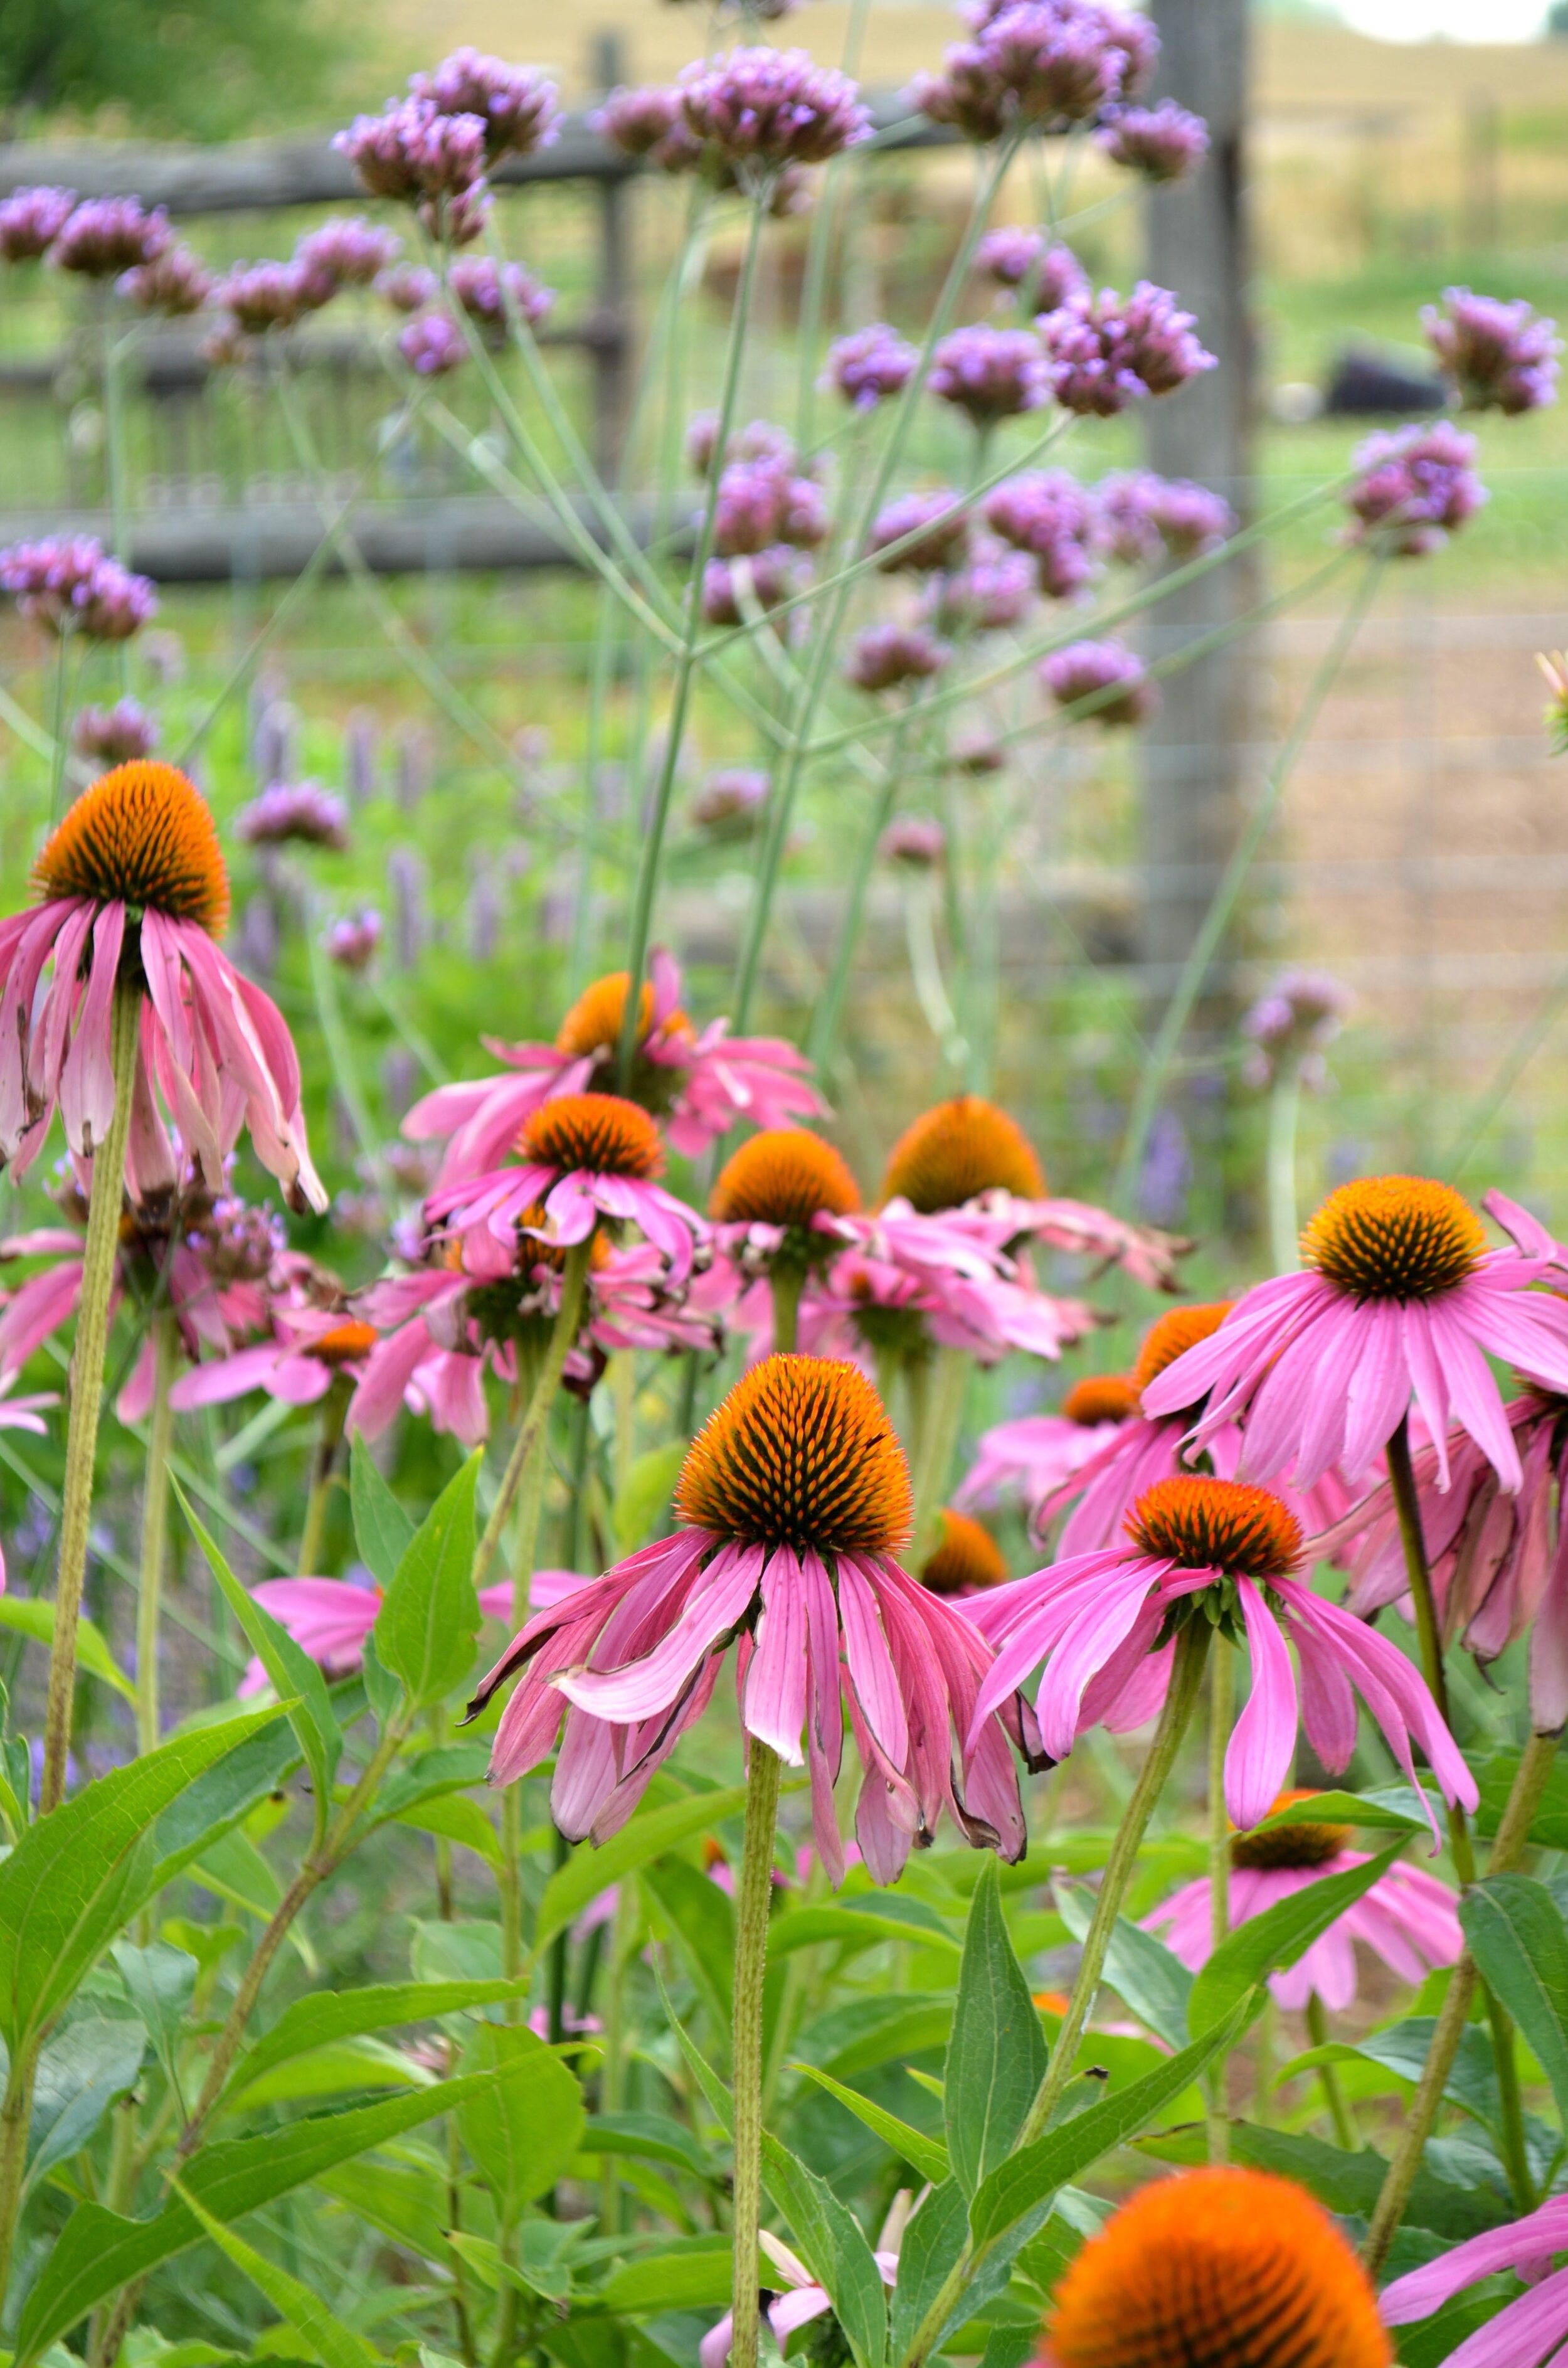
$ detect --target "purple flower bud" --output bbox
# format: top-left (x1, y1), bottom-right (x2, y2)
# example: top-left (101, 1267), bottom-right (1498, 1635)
top-left (293, 216), bottom-right (403, 309)
top-left (693, 768), bottom-right (770, 831)
top-left (5, 541), bottom-right (159, 642)
top-left (72, 698), bottom-right (159, 764)
top-left (1345, 420), bottom-right (1486, 558)
top-left (677, 46), bottom-right (871, 176)
top-left (80, 561), bottom-right (157, 641)
top-left (218, 260), bottom-right (309, 335)
top-left (711, 457), bottom-right (829, 556)
top-left (1039, 280), bottom-right (1216, 414)
top-left (1422, 286), bottom-right (1561, 418)
top-left (118, 242), bottom-right (213, 316)
top-left (977, 226), bottom-right (1044, 289)
top-left (1041, 637), bottom-right (1155, 725)
top-left (983, 469), bottom-right (1102, 598)
top-left (845, 623), bottom-right (948, 694)
top-left (52, 197), bottom-right (171, 277)
top-left (378, 262), bottom-right (438, 314)
top-left (236, 783), bottom-right (352, 851)
top-left (595, 85), bottom-right (687, 163)
top-left (398, 311), bottom-right (468, 378)
top-left (923, 545), bottom-right (1036, 634)
top-left (1240, 968), bottom-right (1352, 1089)
top-left (1098, 99), bottom-right (1209, 183)
top-left (952, 729), bottom-right (1007, 773)
top-left (881, 815), bottom-right (946, 868)
top-left (1098, 469), bottom-right (1235, 562)
top-left (869, 490), bottom-right (972, 574)
top-left (701, 548), bottom-right (812, 627)
top-left (929, 322), bottom-right (1052, 424)
top-left (822, 323), bottom-right (920, 411)
top-left (448, 254), bottom-right (555, 330)
top-left (423, 179), bottom-right (492, 248)
top-left (0, 185), bottom-right (76, 262)
top-left (411, 50), bottom-right (562, 162)
top-left (334, 97), bottom-right (488, 201)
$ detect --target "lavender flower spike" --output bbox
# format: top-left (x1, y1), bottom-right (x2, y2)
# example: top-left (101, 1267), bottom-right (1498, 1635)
top-left (0, 186), bottom-right (77, 262)
top-left (1098, 99), bottom-right (1209, 183)
top-left (929, 324), bottom-right (1052, 425)
top-left (1423, 285), bottom-right (1561, 417)
top-left (677, 48), bottom-right (871, 178)
top-left (412, 50), bottom-right (562, 161)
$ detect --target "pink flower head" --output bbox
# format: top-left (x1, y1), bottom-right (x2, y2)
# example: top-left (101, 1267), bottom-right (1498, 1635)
top-left (72, 700), bottom-right (159, 766)
top-left (823, 324), bottom-right (919, 411)
top-left (1042, 637), bottom-right (1156, 725)
top-left (411, 50), bottom-right (561, 162)
top-left (1039, 282), bottom-right (1216, 414)
top-left (239, 1566), bottom-right (587, 1694)
top-left (325, 910), bottom-right (383, 972)
top-left (404, 951), bottom-right (824, 1177)
top-left (881, 815), bottom-right (946, 869)
top-left (0, 537), bottom-right (157, 642)
top-left (335, 97), bottom-right (488, 202)
top-left (1423, 285), bottom-right (1560, 417)
top-left (801, 1201), bottom-right (1100, 1372)
top-left (956, 1372), bottom-right (1141, 1519)
top-left (1142, 1179), bottom-right (1568, 1496)
top-left (449, 254), bottom-right (555, 332)
top-left (701, 2233), bottom-right (899, 2368)
top-left (0, 765), bottom-right (325, 1212)
top-left (292, 217), bottom-right (403, 308)
top-left (693, 767), bottom-right (770, 833)
top-left (52, 198), bottom-right (171, 277)
top-left (701, 547), bottom-right (811, 628)
top-left (711, 456), bottom-right (829, 556)
top-left (977, 225), bottom-right (1046, 290)
top-left (119, 243), bottom-right (213, 316)
top-left (1147, 1788), bottom-right (1460, 2010)
top-left (1381, 2194), bottom-right (1568, 2361)
top-left (235, 783), bottom-right (351, 851)
top-left (1345, 421), bottom-right (1486, 558)
top-left (216, 260), bottom-right (309, 336)
top-left (594, 85), bottom-right (690, 169)
top-left (398, 312), bottom-right (467, 378)
top-left (923, 544), bottom-right (1037, 635)
top-left (1097, 98), bottom-right (1210, 183)
top-left (845, 624), bottom-right (949, 694)
top-left (969, 1473), bottom-right (1478, 1842)
top-left (928, 323), bottom-right (1052, 424)
top-left (676, 48), bottom-right (871, 178)
top-left (377, 262), bottom-right (437, 315)
top-left (471, 1354), bottom-right (1031, 1876)
top-left (869, 489), bottom-right (972, 575)
top-left (0, 186), bottom-right (77, 263)
top-left (1098, 468), bottom-right (1236, 563)
top-left (1239, 966), bottom-right (1352, 1091)
top-left (984, 469), bottom-right (1103, 599)
top-left (915, 2), bottom-right (1147, 140)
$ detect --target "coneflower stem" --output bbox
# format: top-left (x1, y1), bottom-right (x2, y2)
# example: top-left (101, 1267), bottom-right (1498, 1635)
top-left (1363, 1726), bottom-right (1560, 2276)
top-left (1305, 1993), bottom-right (1358, 2152)
top-left (41, 974), bottom-right (141, 1816)
top-left (135, 1313), bottom-right (180, 1761)
top-left (297, 1376), bottom-right (350, 1576)
top-left (502, 1425), bottom-right (552, 2002)
top-left (1207, 1641), bottom-right (1234, 2165)
top-left (911, 1344), bottom-right (970, 1566)
top-left (731, 1738), bottom-right (783, 2368)
top-left (770, 1265), bottom-right (804, 1357)
top-left (473, 1243), bottom-right (592, 1598)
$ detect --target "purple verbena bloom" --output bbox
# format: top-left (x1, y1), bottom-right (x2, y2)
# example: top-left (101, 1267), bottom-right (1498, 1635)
top-left (845, 624), bottom-right (949, 694)
top-left (72, 699), bottom-right (159, 765)
top-left (882, 816), bottom-right (946, 867)
top-left (594, 85), bottom-right (687, 164)
top-left (953, 730), bottom-right (1007, 773)
top-left (1042, 637), bottom-right (1155, 725)
top-left (869, 490), bottom-right (972, 573)
top-left (929, 323), bottom-right (1051, 424)
top-left (449, 255), bottom-right (555, 329)
top-left (0, 186), bottom-right (76, 262)
top-left (53, 198), bottom-right (171, 277)
top-left (693, 768), bottom-right (770, 830)
top-left (335, 97), bottom-right (488, 201)
top-left (823, 324), bottom-right (919, 411)
top-left (326, 910), bottom-right (383, 970)
top-left (977, 226), bottom-right (1045, 288)
top-left (1039, 280), bottom-right (1216, 413)
top-left (1240, 969), bottom-right (1352, 1092)
top-left (1098, 98), bottom-right (1209, 183)
top-left (1422, 285), bottom-right (1561, 417)
top-left (711, 457), bottom-right (829, 555)
top-left (2, 539), bottom-right (157, 641)
top-left (677, 47), bottom-right (871, 177)
top-left (236, 783), bottom-right (352, 851)
top-left (923, 546), bottom-right (1037, 634)
top-left (119, 243), bottom-right (213, 316)
top-left (1098, 469), bottom-right (1235, 562)
top-left (426, 180), bottom-right (492, 248)
top-left (293, 217), bottom-right (403, 308)
top-left (916, 0), bottom-right (1153, 141)
top-left (1345, 420), bottom-right (1486, 557)
top-left (701, 548), bottom-right (811, 627)
top-left (378, 262), bottom-right (438, 314)
top-left (686, 413), bottom-right (796, 476)
top-left (984, 469), bottom-right (1102, 598)
top-left (398, 311), bottom-right (468, 378)
top-left (411, 50), bottom-right (561, 161)
top-left (218, 262), bottom-right (309, 335)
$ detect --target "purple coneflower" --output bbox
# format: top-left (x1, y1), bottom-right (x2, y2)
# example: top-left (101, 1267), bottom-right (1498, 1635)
top-left (1382, 2194), bottom-right (1568, 2364)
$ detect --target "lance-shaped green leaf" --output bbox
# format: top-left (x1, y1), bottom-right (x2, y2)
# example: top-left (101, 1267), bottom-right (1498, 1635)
top-left (24, 2011), bottom-right (145, 2202)
top-left (1461, 1874), bottom-right (1568, 2127)
top-left (0, 1596), bottom-right (135, 1702)
top-left (762, 2131), bottom-right (887, 2368)
top-left (1188, 1839), bottom-right (1406, 2035)
top-left (374, 1452), bottom-right (481, 1707)
top-left (112, 1939), bottom-right (196, 2100)
top-left (790, 2063), bottom-right (950, 2185)
top-left (945, 1861), bottom-right (1047, 2196)
top-left (533, 1782), bottom-right (751, 1958)
top-left (171, 2179), bottom-right (382, 2368)
top-left (1244, 1786), bottom-right (1434, 1835)
top-left (223, 1976), bottom-right (536, 2106)
top-left (1137, 2119), bottom-right (1509, 2241)
top-left (457, 2024), bottom-right (585, 2224)
top-left (1054, 1881), bottom-right (1192, 2053)
top-left (0, 1706), bottom-right (289, 2052)
top-left (351, 1434), bottom-right (415, 1592)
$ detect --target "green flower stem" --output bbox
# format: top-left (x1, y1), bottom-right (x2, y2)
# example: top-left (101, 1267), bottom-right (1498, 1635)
top-left (911, 1344), bottom-right (970, 1568)
top-left (296, 1377), bottom-right (350, 1578)
top-left (1111, 556), bottom-right (1384, 1216)
top-left (770, 1265), bottom-right (805, 1357)
top-left (40, 974), bottom-right (141, 1815)
top-left (731, 1739), bottom-right (783, 2368)
top-left (472, 1244), bottom-right (592, 1598)
top-left (135, 1314), bottom-right (180, 1760)
top-left (616, 188), bottom-right (770, 1090)
top-left (1208, 1641), bottom-right (1235, 2164)
top-left (501, 1416), bottom-right (552, 1999)
top-left (899, 1622), bottom-right (1211, 2368)
top-left (1364, 1726), bottom-right (1560, 2276)
top-left (1266, 1054), bottom-right (1304, 1275)
top-left (1305, 1992), bottom-right (1359, 2152)
top-left (794, 0), bottom-right (872, 447)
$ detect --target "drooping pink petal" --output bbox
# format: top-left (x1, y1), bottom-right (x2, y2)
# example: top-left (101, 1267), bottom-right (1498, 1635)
top-left (743, 1548), bottom-right (810, 1765)
top-left (553, 1542), bottom-right (761, 1724)
top-left (1226, 1583), bottom-right (1299, 1830)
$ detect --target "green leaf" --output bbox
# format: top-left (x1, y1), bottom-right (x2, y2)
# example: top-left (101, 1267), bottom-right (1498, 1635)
top-left (457, 2024), bottom-right (585, 2222)
top-left (794, 1994), bottom-right (954, 2082)
top-left (768, 1898), bottom-right (960, 1962)
top-left (392, 1792), bottom-right (504, 1870)
top-left (1461, 1874), bottom-right (1568, 2126)
top-left (761, 2132), bottom-right (887, 2368)
top-left (1246, 1785), bottom-right (1434, 1835)
top-left (533, 1783), bottom-right (750, 1958)
top-left (578, 2112), bottom-right (723, 2182)
top-left (0, 1596), bottom-right (135, 1702)
top-left (235, 2037), bottom-right (436, 2107)
top-left (967, 1994), bottom-right (1256, 2250)
top-left (641, 1856), bottom-right (734, 2027)
top-left (314, 2153), bottom-right (452, 2263)
top-left (0, 1706), bottom-right (289, 2052)
top-left (361, 1632), bottom-right (400, 1728)
top-left (1278, 2019), bottom-right (1502, 2135)
top-left (612, 1441), bottom-right (687, 1558)
top-left (24, 2010), bottom-right (145, 2200)
top-left (1054, 1882), bottom-right (1191, 2053)
top-left (1187, 1839), bottom-right (1406, 2035)
top-left (1473, 1745), bottom-right (1568, 1852)
top-left (112, 1939), bottom-right (196, 2096)
top-left (191, 1825), bottom-right (285, 1927)
top-left (945, 1861), bottom-right (1047, 2198)
top-left (374, 1452), bottom-right (482, 1708)
top-left (14, 2066), bottom-right (541, 2366)
top-left (887, 2180), bottom-right (968, 2368)
top-left (177, 1482), bottom-right (341, 1829)
top-left (171, 2178), bottom-right (381, 2368)
top-left (227, 1978), bottom-right (535, 2105)
top-left (350, 1436), bottom-right (416, 1593)
top-left (600, 2244), bottom-right (734, 2314)
top-left (652, 1967), bottom-right (733, 2138)
top-left (789, 2063), bottom-right (950, 2184)
top-left (371, 1743), bottom-right (492, 1827)
top-left (1136, 2120), bottom-right (1509, 2241)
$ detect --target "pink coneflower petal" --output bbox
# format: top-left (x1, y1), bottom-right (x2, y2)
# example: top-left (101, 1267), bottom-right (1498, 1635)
top-left (1341, 1296), bottom-right (1409, 1480)
top-left (1227, 1582), bottom-right (1298, 1830)
top-left (553, 1542), bottom-right (760, 1722)
top-left (1382, 2202), bottom-right (1568, 2327)
top-left (1392, 2259), bottom-right (1568, 2368)
top-left (836, 1551), bottom-right (909, 1765)
top-left (1031, 1563), bottom-right (1165, 1761)
top-left (744, 1546), bottom-right (810, 1764)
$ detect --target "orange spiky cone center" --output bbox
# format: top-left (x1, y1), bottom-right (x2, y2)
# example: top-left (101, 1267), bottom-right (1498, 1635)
top-left (920, 1507), bottom-right (1008, 1595)
top-left (675, 1353), bottom-right (912, 1554)
top-left (1130, 1301), bottom-right (1234, 1399)
top-left (1042, 2167), bottom-right (1392, 2368)
top-left (308, 1319), bottom-right (378, 1367)
top-left (33, 761), bottom-right (230, 937)
top-left (879, 1095), bottom-right (1045, 1213)
top-left (554, 970), bottom-right (691, 1059)
top-left (710, 1128), bottom-right (862, 1230)
top-left (1061, 1374), bottom-right (1141, 1426)
top-left (1125, 1476), bottom-right (1303, 1580)
top-left (1301, 1174), bottom-right (1486, 1301)
top-left (1231, 1788), bottom-right (1354, 1872)
top-left (518, 1092), bottom-right (664, 1181)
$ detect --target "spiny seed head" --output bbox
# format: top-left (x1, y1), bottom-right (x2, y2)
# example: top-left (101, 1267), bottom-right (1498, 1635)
top-left (1126, 1476), bottom-right (1304, 1580)
top-left (554, 969), bottom-right (691, 1060)
top-left (710, 1128), bottom-right (862, 1229)
top-left (1042, 2166), bottom-right (1392, 2368)
top-left (1231, 1789), bottom-right (1353, 1872)
top-left (1300, 1174), bottom-right (1487, 1302)
top-left (879, 1094), bottom-right (1045, 1213)
top-left (1131, 1302), bottom-right (1234, 1399)
top-left (675, 1353), bottom-right (912, 1554)
top-left (1061, 1374), bottom-right (1141, 1426)
top-left (519, 1093), bottom-right (664, 1181)
top-left (34, 761), bottom-right (230, 936)
top-left (920, 1506), bottom-right (1008, 1595)
top-left (308, 1319), bottom-right (378, 1367)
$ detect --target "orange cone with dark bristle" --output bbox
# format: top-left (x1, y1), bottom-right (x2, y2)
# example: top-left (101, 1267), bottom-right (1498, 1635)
top-left (1301, 1175), bottom-right (1486, 1300)
top-left (675, 1353), bottom-right (911, 1554)
top-left (554, 969), bottom-right (690, 1058)
top-left (1061, 1374), bottom-right (1140, 1426)
top-left (710, 1128), bottom-right (861, 1229)
top-left (1231, 1788), bottom-right (1353, 1872)
top-left (34, 760), bottom-right (230, 937)
top-left (1130, 1301), bottom-right (1234, 1399)
top-left (1125, 1475), bottom-right (1304, 1581)
top-left (919, 1507), bottom-right (1008, 1595)
top-left (519, 1092), bottom-right (664, 1181)
top-left (879, 1095), bottom-right (1044, 1213)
